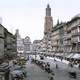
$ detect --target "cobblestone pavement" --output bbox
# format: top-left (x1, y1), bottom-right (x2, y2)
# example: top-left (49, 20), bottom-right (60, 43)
top-left (25, 61), bottom-right (53, 80)
top-left (45, 58), bottom-right (80, 80)
top-left (24, 60), bottom-right (80, 80)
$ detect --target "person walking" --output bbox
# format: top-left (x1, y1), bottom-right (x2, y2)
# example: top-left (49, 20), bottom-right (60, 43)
top-left (56, 64), bottom-right (58, 69)
top-left (78, 63), bottom-right (80, 69)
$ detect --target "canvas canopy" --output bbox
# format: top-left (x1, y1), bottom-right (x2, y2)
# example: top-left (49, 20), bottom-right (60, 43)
top-left (71, 53), bottom-right (80, 59)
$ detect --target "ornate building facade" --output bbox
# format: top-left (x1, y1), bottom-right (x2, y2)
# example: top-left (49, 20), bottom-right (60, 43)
top-left (51, 15), bottom-right (80, 56)
top-left (51, 22), bottom-right (65, 53)
top-left (15, 29), bottom-right (24, 53)
top-left (23, 36), bottom-right (31, 53)
top-left (0, 24), bottom-right (16, 61)
top-left (16, 29), bottom-right (32, 56)
top-left (63, 14), bottom-right (80, 53)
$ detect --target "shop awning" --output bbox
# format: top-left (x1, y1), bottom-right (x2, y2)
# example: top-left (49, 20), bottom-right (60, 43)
top-left (55, 53), bottom-right (64, 56)
top-left (71, 53), bottom-right (80, 59)
top-left (66, 53), bottom-right (74, 58)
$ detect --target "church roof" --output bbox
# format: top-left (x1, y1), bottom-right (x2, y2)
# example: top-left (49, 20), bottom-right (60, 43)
top-left (71, 13), bottom-right (80, 21)
top-left (66, 13), bottom-right (80, 25)
top-left (73, 14), bottom-right (80, 18)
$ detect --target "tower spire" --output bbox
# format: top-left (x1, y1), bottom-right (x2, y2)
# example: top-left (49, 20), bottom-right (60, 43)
top-left (44, 4), bottom-right (53, 34)
top-left (46, 4), bottom-right (51, 16)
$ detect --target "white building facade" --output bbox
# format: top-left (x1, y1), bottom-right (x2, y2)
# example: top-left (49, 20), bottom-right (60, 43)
top-left (15, 29), bottom-right (24, 53)
top-left (23, 36), bottom-right (32, 54)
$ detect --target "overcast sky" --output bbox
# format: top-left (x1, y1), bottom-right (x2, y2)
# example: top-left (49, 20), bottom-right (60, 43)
top-left (0, 0), bottom-right (80, 42)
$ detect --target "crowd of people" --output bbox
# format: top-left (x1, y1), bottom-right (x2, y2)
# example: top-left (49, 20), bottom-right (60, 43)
top-left (9, 60), bottom-right (27, 80)
top-left (31, 59), bottom-right (54, 80)
top-left (30, 54), bottom-right (80, 80)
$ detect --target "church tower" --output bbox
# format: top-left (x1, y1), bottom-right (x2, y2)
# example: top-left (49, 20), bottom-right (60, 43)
top-left (46, 4), bottom-right (51, 16)
top-left (44, 4), bottom-right (53, 34)
top-left (43, 4), bottom-right (53, 53)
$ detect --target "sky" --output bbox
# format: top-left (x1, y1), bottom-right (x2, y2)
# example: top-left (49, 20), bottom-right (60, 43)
top-left (0, 0), bottom-right (80, 42)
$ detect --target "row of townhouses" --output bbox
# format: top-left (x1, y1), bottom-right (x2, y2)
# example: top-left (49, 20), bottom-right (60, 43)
top-left (15, 29), bottom-right (32, 56)
top-left (0, 24), bottom-right (17, 80)
top-left (32, 40), bottom-right (42, 54)
top-left (0, 24), bottom-right (17, 63)
top-left (33, 4), bottom-right (80, 57)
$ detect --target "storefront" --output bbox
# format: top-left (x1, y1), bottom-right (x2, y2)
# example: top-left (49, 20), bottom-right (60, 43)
top-left (71, 53), bottom-right (80, 63)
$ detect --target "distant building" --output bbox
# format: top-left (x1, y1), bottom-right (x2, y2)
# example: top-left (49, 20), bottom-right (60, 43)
top-left (15, 29), bottom-right (24, 53)
top-left (32, 40), bottom-right (42, 54)
top-left (23, 36), bottom-right (31, 53)
top-left (15, 29), bottom-right (32, 56)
